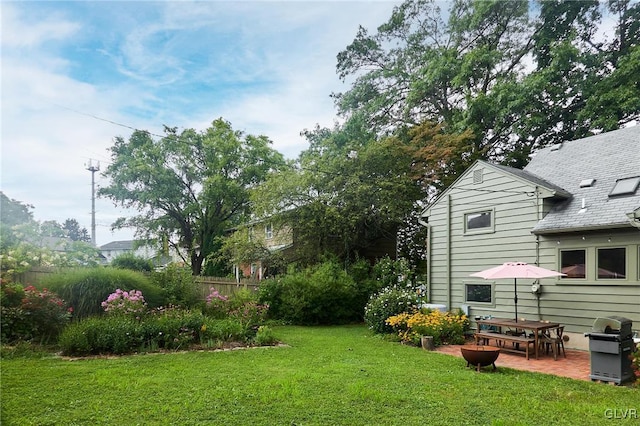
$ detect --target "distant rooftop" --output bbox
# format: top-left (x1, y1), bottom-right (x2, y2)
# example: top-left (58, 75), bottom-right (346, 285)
top-left (99, 240), bottom-right (135, 250)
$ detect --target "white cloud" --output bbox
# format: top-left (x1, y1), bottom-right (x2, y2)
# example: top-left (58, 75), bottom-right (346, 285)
top-left (0, 4), bottom-right (80, 49)
top-left (1, 1), bottom-right (401, 246)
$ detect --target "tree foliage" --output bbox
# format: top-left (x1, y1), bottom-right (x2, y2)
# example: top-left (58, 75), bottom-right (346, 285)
top-left (110, 252), bottom-right (154, 272)
top-left (99, 118), bottom-right (286, 275)
top-left (0, 194), bottom-right (100, 278)
top-left (252, 118), bottom-right (470, 266)
top-left (335, 0), bottom-right (640, 167)
top-left (62, 219), bottom-right (91, 242)
top-left (0, 192), bottom-right (34, 250)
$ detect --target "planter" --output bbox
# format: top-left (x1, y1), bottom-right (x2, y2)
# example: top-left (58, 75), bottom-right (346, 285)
top-left (460, 345), bottom-right (500, 372)
top-left (421, 336), bottom-right (435, 351)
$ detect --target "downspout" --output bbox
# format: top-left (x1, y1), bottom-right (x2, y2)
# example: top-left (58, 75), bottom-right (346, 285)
top-left (447, 194), bottom-right (452, 310)
top-left (535, 186), bottom-right (542, 318)
top-left (426, 222), bottom-right (432, 303)
top-left (535, 186), bottom-right (541, 265)
top-left (418, 218), bottom-right (431, 303)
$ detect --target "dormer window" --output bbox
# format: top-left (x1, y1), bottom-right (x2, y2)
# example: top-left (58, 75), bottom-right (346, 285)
top-left (609, 176), bottom-right (640, 197)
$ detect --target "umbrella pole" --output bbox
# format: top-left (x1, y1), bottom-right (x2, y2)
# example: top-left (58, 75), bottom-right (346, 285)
top-left (514, 278), bottom-right (518, 322)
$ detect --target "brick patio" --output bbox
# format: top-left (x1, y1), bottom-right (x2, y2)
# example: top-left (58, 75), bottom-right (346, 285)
top-left (435, 344), bottom-right (591, 381)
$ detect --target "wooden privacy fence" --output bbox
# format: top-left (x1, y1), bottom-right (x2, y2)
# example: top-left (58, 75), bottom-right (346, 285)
top-left (15, 267), bottom-right (59, 285)
top-left (13, 268), bottom-right (260, 300)
top-left (196, 276), bottom-right (260, 299)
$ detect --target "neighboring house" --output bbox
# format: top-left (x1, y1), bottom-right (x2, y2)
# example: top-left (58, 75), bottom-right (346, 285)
top-left (235, 221), bottom-right (295, 281)
top-left (29, 235), bottom-right (106, 263)
top-left (421, 126), bottom-right (640, 349)
top-left (235, 216), bottom-right (398, 281)
top-left (99, 240), bottom-right (179, 268)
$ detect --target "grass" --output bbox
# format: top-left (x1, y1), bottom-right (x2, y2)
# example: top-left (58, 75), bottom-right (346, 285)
top-left (1, 325), bottom-right (638, 425)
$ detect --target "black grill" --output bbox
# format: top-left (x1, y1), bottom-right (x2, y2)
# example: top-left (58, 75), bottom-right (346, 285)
top-left (584, 316), bottom-right (635, 385)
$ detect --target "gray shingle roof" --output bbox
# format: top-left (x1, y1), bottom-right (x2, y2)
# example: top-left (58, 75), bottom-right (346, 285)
top-left (490, 163), bottom-right (572, 198)
top-left (99, 240), bottom-right (135, 250)
top-left (524, 126), bottom-right (640, 234)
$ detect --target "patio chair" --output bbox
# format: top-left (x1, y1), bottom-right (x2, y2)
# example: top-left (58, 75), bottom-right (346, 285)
top-left (539, 326), bottom-right (566, 360)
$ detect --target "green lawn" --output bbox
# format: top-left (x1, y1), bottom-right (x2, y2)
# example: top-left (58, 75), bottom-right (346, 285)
top-left (1, 325), bottom-right (637, 425)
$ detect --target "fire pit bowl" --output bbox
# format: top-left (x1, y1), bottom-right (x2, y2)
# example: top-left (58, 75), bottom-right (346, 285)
top-left (460, 345), bottom-right (500, 372)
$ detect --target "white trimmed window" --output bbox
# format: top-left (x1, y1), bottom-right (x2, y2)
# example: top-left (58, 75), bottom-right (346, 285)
top-left (597, 247), bottom-right (626, 279)
top-left (560, 249), bottom-right (586, 279)
top-left (465, 283), bottom-right (493, 304)
top-left (464, 209), bottom-right (494, 234)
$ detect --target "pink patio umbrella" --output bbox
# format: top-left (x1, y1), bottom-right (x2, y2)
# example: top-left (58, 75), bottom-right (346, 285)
top-left (470, 262), bottom-right (566, 322)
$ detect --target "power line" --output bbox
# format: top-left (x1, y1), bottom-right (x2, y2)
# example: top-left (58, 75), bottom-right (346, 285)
top-left (51, 102), bottom-right (165, 138)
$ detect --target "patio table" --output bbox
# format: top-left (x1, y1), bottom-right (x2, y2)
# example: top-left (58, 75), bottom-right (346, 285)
top-left (475, 317), bottom-right (560, 360)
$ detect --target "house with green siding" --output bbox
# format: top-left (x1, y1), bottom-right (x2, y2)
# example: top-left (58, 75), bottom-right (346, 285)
top-left (421, 126), bottom-right (640, 349)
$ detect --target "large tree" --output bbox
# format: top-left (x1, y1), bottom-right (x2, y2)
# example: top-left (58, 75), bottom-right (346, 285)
top-left (0, 192), bottom-right (34, 249)
top-left (335, 0), bottom-right (640, 168)
top-left (62, 219), bottom-right (91, 243)
top-left (99, 118), bottom-right (286, 275)
top-left (252, 118), bottom-right (472, 266)
top-left (0, 194), bottom-right (100, 277)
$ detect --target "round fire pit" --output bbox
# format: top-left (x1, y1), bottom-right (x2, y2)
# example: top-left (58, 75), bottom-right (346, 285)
top-left (460, 345), bottom-right (500, 372)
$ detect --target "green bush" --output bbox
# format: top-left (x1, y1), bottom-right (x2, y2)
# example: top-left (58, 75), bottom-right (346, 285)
top-left (200, 317), bottom-right (246, 344)
top-left (57, 304), bottom-right (270, 356)
top-left (150, 264), bottom-right (200, 308)
top-left (386, 310), bottom-right (469, 346)
top-left (110, 253), bottom-right (154, 272)
top-left (254, 325), bottom-right (278, 346)
top-left (364, 286), bottom-right (418, 334)
top-left (1, 281), bottom-right (71, 344)
top-left (258, 260), bottom-right (361, 325)
top-left (371, 256), bottom-right (412, 288)
top-left (202, 287), bottom-right (230, 319)
top-left (40, 268), bottom-right (163, 319)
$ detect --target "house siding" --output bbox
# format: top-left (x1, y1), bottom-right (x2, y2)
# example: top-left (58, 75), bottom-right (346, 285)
top-left (536, 230), bottom-right (640, 332)
top-left (426, 163), bottom-right (544, 319)
top-left (424, 155), bottom-right (640, 347)
top-left (239, 223), bottom-right (294, 280)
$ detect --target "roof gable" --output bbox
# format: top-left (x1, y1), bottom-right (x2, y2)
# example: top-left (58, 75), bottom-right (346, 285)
top-left (422, 160), bottom-right (568, 217)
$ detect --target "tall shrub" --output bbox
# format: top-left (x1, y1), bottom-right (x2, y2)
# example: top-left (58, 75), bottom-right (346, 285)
top-left (150, 264), bottom-right (199, 308)
top-left (258, 260), bottom-right (361, 325)
top-left (41, 268), bottom-right (163, 319)
top-left (1, 281), bottom-right (72, 343)
top-left (364, 287), bottom-right (418, 334)
top-left (110, 253), bottom-right (153, 272)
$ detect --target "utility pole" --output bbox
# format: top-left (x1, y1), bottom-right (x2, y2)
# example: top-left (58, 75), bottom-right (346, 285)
top-left (86, 160), bottom-right (100, 246)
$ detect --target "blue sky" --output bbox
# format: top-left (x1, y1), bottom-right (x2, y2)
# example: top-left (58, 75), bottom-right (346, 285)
top-left (1, 0), bottom-right (402, 245)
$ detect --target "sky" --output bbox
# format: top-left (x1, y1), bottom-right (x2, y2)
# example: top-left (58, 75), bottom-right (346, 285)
top-left (1, 0), bottom-right (402, 246)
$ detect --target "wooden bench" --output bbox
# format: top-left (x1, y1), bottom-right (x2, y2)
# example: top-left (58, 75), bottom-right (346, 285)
top-left (474, 332), bottom-right (536, 360)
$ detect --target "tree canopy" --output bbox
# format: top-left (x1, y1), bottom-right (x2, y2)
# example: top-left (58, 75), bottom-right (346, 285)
top-left (99, 118), bottom-right (286, 275)
top-left (0, 193), bottom-right (100, 278)
top-left (251, 117), bottom-right (472, 267)
top-left (334, 0), bottom-right (640, 167)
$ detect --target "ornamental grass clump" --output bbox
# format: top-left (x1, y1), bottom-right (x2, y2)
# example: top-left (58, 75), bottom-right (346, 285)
top-left (386, 310), bottom-right (470, 346)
